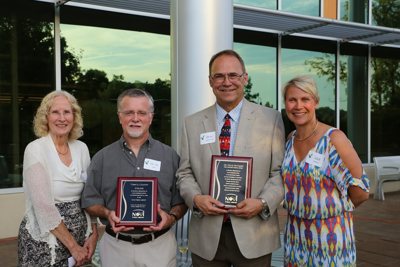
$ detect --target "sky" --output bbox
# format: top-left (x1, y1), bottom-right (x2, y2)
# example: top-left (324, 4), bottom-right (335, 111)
top-left (61, 24), bottom-right (170, 83)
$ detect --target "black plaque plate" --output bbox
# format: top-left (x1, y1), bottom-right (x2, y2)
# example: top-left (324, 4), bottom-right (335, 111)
top-left (209, 156), bottom-right (253, 208)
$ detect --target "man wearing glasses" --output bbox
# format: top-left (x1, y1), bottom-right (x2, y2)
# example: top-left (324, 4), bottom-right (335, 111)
top-left (177, 49), bottom-right (285, 266)
top-left (82, 89), bottom-right (187, 267)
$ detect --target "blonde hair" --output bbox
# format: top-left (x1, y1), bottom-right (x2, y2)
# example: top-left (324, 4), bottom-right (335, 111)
top-left (33, 90), bottom-right (83, 140)
top-left (282, 75), bottom-right (320, 103)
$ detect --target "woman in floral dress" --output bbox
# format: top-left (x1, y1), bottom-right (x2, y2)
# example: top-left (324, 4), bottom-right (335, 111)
top-left (281, 75), bottom-right (370, 266)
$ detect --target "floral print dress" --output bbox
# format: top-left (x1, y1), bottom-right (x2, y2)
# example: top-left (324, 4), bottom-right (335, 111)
top-left (281, 128), bottom-right (369, 266)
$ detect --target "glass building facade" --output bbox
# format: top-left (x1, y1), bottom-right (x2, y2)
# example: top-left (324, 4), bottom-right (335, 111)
top-left (1, 0), bottom-right (400, 192)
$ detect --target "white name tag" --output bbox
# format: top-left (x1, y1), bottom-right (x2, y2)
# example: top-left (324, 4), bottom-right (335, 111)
top-left (200, 131), bottom-right (216, 145)
top-left (305, 151), bottom-right (324, 168)
top-left (144, 158), bottom-right (161, 172)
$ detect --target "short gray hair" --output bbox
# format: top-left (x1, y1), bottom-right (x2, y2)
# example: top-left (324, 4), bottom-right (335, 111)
top-left (117, 88), bottom-right (154, 113)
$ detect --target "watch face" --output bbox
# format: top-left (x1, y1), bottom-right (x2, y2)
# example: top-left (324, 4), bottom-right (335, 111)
top-left (193, 210), bottom-right (204, 218)
top-left (260, 198), bottom-right (267, 208)
top-left (259, 209), bottom-right (270, 220)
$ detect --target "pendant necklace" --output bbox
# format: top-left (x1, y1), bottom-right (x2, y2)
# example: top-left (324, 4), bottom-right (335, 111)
top-left (295, 121), bottom-right (319, 142)
top-left (56, 145), bottom-right (69, 155)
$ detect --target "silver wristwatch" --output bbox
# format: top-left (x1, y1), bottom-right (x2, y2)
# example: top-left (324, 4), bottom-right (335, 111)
top-left (258, 198), bottom-right (271, 220)
top-left (192, 207), bottom-right (204, 218)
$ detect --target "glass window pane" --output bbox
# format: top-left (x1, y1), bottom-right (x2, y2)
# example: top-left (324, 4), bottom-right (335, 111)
top-left (234, 0), bottom-right (276, 10)
top-left (340, 0), bottom-right (368, 23)
top-left (281, 49), bottom-right (335, 136)
top-left (340, 55), bottom-right (368, 162)
top-left (281, 0), bottom-right (319, 16)
top-left (372, 0), bottom-right (400, 27)
top-left (371, 57), bottom-right (400, 157)
top-left (234, 43), bottom-right (277, 108)
top-left (60, 25), bottom-right (171, 154)
top-left (0, 13), bottom-right (54, 189)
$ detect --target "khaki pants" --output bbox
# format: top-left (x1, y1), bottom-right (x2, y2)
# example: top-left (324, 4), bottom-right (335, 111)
top-left (99, 230), bottom-right (177, 267)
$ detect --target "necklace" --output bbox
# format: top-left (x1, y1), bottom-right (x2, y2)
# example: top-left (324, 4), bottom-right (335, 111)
top-left (56, 145), bottom-right (69, 155)
top-left (295, 121), bottom-right (319, 142)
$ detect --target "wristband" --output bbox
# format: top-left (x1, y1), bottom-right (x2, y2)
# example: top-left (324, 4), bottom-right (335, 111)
top-left (169, 212), bottom-right (178, 222)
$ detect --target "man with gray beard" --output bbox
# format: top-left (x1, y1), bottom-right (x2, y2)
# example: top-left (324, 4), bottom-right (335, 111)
top-left (82, 89), bottom-right (187, 267)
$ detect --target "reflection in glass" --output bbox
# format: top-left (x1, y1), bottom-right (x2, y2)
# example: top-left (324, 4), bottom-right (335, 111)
top-left (281, 0), bottom-right (319, 16)
top-left (234, 43), bottom-right (277, 108)
top-left (341, 55), bottom-right (368, 162)
top-left (234, 0), bottom-right (276, 10)
top-left (60, 25), bottom-right (171, 154)
top-left (340, 0), bottom-right (368, 23)
top-left (281, 49), bottom-right (335, 136)
top-left (371, 57), bottom-right (400, 157)
top-left (339, 55), bottom-right (349, 132)
top-left (370, 0), bottom-right (400, 157)
top-left (0, 13), bottom-right (54, 189)
top-left (372, 0), bottom-right (400, 27)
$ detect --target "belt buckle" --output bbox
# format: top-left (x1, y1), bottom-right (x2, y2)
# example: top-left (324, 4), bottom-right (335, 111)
top-left (130, 236), bottom-right (141, 244)
top-left (130, 233), bottom-right (154, 244)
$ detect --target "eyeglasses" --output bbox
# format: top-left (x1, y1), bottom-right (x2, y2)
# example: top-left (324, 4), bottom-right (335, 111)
top-left (210, 72), bottom-right (246, 83)
top-left (118, 110), bottom-right (151, 118)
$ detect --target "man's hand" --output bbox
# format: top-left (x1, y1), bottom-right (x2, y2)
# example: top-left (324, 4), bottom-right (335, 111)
top-left (143, 204), bottom-right (171, 232)
top-left (229, 198), bottom-right (263, 219)
top-left (193, 194), bottom-right (228, 216)
top-left (107, 210), bottom-right (134, 233)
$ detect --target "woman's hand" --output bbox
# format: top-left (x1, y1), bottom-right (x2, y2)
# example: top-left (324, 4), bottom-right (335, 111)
top-left (70, 243), bottom-right (89, 266)
top-left (50, 222), bottom-right (90, 266)
top-left (83, 224), bottom-right (98, 263)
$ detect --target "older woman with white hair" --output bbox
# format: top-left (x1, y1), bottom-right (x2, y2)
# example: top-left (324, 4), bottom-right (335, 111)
top-left (18, 90), bottom-right (97, 266)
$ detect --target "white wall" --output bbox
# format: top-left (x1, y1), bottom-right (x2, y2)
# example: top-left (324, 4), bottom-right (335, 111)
top-left (0, 192), bottom-right (25, 239)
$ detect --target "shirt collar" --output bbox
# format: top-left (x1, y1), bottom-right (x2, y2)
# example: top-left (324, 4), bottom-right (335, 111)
top-left (119, 135), bottom-right (153, 152)
top-left (216, 99), bottom-right (243, 123)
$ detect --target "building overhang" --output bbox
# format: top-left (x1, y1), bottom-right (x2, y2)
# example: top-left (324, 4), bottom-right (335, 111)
top-left (36, 0), bottom-right (400, 49)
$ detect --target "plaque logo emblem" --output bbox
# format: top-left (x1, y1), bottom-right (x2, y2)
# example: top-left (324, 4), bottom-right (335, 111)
top-left (132, 209), bottom-right (145, 219)
top-left (225, 194), bottom-right (238, 204)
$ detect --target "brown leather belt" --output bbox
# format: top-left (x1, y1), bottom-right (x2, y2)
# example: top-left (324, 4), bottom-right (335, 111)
top-left (105, 225), bottom-right (169, 244)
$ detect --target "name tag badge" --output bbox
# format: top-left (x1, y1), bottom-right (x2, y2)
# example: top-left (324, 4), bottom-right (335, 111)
top-left (305, 151), bottom-right (324, 168)
top-left (144, 158), bottom-right (161, 172)
top-left (200, 131), bottom-right (216, 145)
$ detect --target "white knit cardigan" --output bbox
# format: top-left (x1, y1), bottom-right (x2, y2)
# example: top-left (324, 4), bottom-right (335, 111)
top-left (22, 135), bottom-right (92, 265)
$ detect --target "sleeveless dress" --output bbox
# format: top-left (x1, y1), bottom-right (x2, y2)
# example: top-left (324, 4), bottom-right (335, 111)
top-left (281, 128), bottom-right (369, 267)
